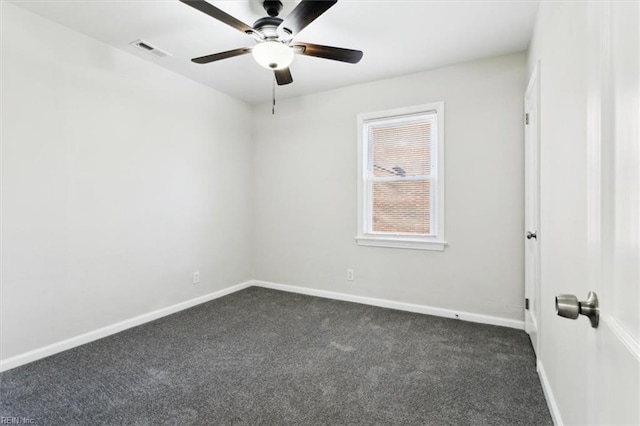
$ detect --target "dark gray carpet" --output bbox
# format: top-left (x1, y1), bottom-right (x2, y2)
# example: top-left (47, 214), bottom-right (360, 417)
top-left (0, 287), bottom-right (551, 425)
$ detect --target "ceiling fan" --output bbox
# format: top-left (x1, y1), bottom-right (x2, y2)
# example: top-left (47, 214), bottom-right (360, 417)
top-left (180, 0), bottom-right (364, 86)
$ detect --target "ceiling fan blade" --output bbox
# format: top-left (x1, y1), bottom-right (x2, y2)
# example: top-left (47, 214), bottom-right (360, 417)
top-left (192, 47), bottom-right (252, 64)
top-left (180, 0), bottom-right (253, 34)
top-left (293, 43), bottom-right (363, 64)
top-left (274, 68), bottom-right (293, 86)
top-left (279, 0), bottom-right (337, 36)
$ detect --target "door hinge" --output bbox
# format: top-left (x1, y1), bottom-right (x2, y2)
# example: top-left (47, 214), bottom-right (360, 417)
top-left (525, 298), bottom-right (530, 310)
top-left (525, 113), bottom-right (529, 125)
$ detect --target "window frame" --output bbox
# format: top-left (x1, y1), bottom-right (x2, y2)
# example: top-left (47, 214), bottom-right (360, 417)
top-left (356, 102), bottom-right (446, 251)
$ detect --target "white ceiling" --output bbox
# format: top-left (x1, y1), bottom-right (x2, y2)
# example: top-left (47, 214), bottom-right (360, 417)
top-left (11, 0), bottom-right (539, 105)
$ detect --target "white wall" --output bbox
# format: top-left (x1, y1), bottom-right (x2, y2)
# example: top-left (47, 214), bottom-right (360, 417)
top-left (0, 3), bottom-right (253, 360)
top-left (527, 2), bottom-right (591, 424)
top-left (251, 53), bottom-right (527, 322)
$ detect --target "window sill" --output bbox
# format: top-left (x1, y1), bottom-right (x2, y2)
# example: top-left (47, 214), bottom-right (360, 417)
top-left (355, 236), bottom-right (447, 251)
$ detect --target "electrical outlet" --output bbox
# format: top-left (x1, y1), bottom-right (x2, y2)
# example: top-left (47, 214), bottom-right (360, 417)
top-left (347, 269), bottom-right (354, 281)
top-left (192, 271), bottom-right (200, 284)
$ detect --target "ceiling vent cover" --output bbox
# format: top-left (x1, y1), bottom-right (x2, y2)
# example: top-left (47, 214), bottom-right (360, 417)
top-left (130, 39), bottom-right (171, 59)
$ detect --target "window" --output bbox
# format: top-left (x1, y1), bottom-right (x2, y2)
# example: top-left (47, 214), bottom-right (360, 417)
top-left (356, 102), bottom-right (446, 250)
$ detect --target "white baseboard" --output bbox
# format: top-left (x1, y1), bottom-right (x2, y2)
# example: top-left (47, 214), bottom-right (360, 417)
top-left (251, 280), bottom-right (524, 330)
top-left (537, 360), bottom-right (563, 425)
top-left (0, 280), bottom-right (253, 373)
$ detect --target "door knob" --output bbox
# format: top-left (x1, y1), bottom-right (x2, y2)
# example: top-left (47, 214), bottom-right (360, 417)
top-left (526, 231), bottom-right (537, 240)
top-left (555, 292), bottom-right (599, 328)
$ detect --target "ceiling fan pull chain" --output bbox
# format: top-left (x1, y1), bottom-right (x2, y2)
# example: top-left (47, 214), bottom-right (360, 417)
top-left (272, 77), bottom-right (276, 115)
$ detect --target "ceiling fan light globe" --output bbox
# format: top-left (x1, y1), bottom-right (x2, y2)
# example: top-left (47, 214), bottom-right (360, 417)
top-left (252, 41), bottom-right (293, 70)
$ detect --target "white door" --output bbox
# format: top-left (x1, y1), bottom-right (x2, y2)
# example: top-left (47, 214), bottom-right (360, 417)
top-left (524, 65), bottom-right (541, 356)
top-left (583, 1), bottom-right (639, 423)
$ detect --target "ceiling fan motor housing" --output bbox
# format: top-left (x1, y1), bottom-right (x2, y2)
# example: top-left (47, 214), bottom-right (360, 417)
top-left (253, 16), bottom-right (290, 41)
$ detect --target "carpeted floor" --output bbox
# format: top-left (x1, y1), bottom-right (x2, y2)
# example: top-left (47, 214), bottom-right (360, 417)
top-left (0, 287), bottom-right (552, 425)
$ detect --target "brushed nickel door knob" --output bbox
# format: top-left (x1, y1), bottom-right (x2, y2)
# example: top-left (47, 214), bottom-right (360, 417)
top-left (555, 292), bottom-right (599, 328)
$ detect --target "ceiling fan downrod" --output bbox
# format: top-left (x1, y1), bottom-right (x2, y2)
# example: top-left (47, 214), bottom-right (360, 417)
top-left (263, 0), bottom-right (283, 17)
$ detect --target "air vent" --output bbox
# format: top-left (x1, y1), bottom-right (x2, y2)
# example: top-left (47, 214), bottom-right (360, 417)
top-left (130, 39), bottom-right (171, 59)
